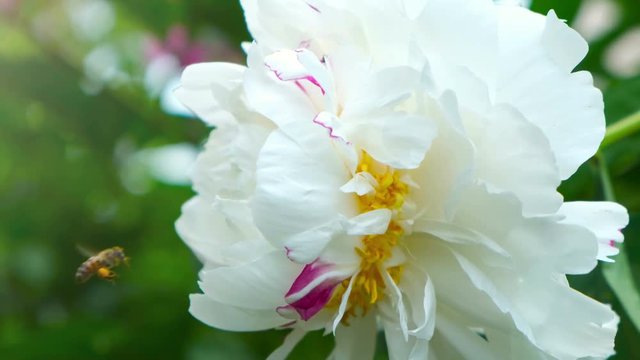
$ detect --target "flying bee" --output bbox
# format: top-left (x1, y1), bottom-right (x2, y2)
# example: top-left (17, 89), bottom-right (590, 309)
top-left (75, 246), bottom-right (129, 283)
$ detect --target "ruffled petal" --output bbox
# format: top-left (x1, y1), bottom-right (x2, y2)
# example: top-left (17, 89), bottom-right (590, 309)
top-left (448, 246), bottom-right (617, 359)
top-left (189, 294), bottom-right (288, 331)
top-left (409, 92), bottom-right (475, 221)
top-left (428, 307), bottom-right (503, 360)
top-left (382, 319), bottom-right (430, 360)
top-left (190, 112), bottom-right (273, 200)
top-left (558, 202), bottom-right (629, 262)
top-left (467, 105), bottom-right (562, 216)
top-left (199, 251), bottom-right (300, 310)
top-left (175, 62), bottom-right (246, 126)
top-left (340, 172), bottom-right (376, 196)
top-left (344, 209), bottom-right (393, 235)
top-left (415, 0), bottom-right (498, 82)
top-left (176, 196), bottom-right (272, 267)
top-left (240, 0), bottom-right (321, 50)
top-left (244, 45), bottom-right (318, 131)
top-left (402, 265), bottom-right (437, 340)
top-left (345, 110), bottom-right (437, 170)
top-left (264, 48), bottom-right (334, 107)
top-left (449, 184), bottom-right (598, 275)
top-left (252, 122), bottom-right (356, 249)
top-left (331, 314), bottom-right (377, 360)
top-left (495, 8), bottom-right (603, 179)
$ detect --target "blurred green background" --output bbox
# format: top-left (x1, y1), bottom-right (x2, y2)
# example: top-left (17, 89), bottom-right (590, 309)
top-left (0, 0), bottom-right (638, 359)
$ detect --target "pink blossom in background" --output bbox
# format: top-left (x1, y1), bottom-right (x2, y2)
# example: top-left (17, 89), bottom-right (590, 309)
top-left (0, 0), bottom-right (18, 14)
top-left (144, 25), bottom-right (209, 67)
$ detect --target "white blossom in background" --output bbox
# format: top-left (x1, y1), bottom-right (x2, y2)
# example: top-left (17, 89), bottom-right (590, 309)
top-left (175, 0), bottom-right (629, 359)
top-left (66, 0), bottom-right (116, 42)
top-left (118, 141), bottom-right (197, 194)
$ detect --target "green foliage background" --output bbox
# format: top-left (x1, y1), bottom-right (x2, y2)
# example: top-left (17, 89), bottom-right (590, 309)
top-left (0, 0), bottom-right (638, 359)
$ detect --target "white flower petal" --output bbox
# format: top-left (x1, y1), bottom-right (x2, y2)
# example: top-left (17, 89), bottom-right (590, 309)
top-left (410, 92), bottom-right (475, 221)
top-left (381, 269), bottom-right (409, 341)
top-left (340, 172), bottom-right (377, 196)
top-left (383, 320), bottom-right (430, 360)
top-left (416, 0), bottom-right (498, 81)
top-left (429, 307), bottom-right (501, 360)
top-left (252, 122), bottom-right (356, 249)
top-left (331, 314), bottom-right (377, 360)
top-left (191, 118), bottom-right (272, 200)
top-left (558, 201), bottom-right (629, 261)
top-left (175, 62), bottom-right (246, 126)
top-left (504, 273), bottom-right (619, 359)
top-left (468, 105), bottom-right (562, 215)
top-left (408, 235), bottom-right (529, 335)
top-left (264, 48), bottom-right (335, 108)
top-left (342, 66), bottom-right (421, 117)
top-left (450, 184), bottom-right (598, 274)
top-left (541, 10), bottom-right (589, 73)
top-left (240, 0), bottom-right (324, 50)
top-left (446, 246), bottom-right (618, 359)
top-left (176, 197), bottom-right (271, 267)
top-left (344, 209), bottom-right (392, 236)
top-left (199, 251), bottom-right (300, 310)
top-left (402, 265), bottom-right (436, 340)
top-left (189, 294), bottom-right (287, 331)
top-left (495, 8), bottom-right (604, 179)
top-left (332, 273), bottom-right (358, 333)
top-left (244, 45), bottom-right (318, 131)
top-left (346, 111), bottom-right (437, 170)
top-left (414, 219), bottom-right (509, 258)
top-left (506, 218), bottom-right (599, 275)
top-left (282, 218), bottom-right (345, 264)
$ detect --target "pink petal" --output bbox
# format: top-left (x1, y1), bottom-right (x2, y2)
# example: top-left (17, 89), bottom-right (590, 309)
top-left (284, 261), bottom-right (344, 321)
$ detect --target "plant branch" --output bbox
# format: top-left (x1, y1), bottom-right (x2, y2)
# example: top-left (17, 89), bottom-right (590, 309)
top-left (600, 110), bottom-right (640, 149)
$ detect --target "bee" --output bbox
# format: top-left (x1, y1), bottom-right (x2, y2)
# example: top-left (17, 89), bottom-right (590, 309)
top-left (75, 246), bottom-right (129, 283)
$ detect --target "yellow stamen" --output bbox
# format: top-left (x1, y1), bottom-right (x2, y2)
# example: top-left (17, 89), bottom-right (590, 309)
top-left (326, 151), bottom-right (409, 323)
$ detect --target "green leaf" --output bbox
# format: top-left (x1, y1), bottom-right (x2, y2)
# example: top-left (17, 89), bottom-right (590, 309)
top-left (602, 76), bottom-right (640, 182)
top-left (604, 76), bottom-right (640, 128)
top-left (598, 152), bottom-right (640, 333)
top-left (603, 242), bottom-right (640, 332)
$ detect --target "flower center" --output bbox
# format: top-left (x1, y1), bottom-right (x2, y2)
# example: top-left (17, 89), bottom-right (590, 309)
top-left (327, 152), bottom-right (408, 322)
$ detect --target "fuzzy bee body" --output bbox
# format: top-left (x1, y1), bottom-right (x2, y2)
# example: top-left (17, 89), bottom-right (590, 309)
top-left (75, 246), bottom-right (129, 283)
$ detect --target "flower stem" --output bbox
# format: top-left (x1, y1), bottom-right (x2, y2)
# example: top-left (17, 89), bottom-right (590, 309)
top-left (596, 153), bottom-right (616, 202)
top-left (600, 110), bottom-right (640, 149)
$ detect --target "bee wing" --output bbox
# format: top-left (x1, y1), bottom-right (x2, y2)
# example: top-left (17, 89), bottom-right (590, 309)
top-left (76, 244), bottom-right (98, 257)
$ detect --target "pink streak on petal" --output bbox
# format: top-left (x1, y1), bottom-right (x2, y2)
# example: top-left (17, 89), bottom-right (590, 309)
top-left (284, 261), bottom-right (343, 321)
top-left (285, 246), bottom-right (296, 261)
top-left (264, 50), bottom-right (326, 95)
top-left (286, 261), bottom-right (333, 297)
top-left (288, 283), bottom-right (336, 320)
top-left (303, 75), bottom-right (325, 95)
top-left (294, 80), bottom-right (309, 96)
top-left (278, 320), bottom-right (297, 329)
top-left (313, 114), bottom-right (348, 143)
top-left (299, 40), bottom-right (312, 49)
top-left (306, 2), bottom-right (321, 13)
top-left (609, 240), bottom-right (616, 247)
top-left (264, 62), bottom-right (285, 81)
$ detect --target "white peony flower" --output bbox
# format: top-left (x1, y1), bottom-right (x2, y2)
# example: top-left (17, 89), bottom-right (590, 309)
top-left (175, 0), bottom-right (629, 359)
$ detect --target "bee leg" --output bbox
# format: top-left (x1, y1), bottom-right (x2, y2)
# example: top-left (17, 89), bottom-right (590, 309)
top-left (97, 267), bottom-right (118, 283)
